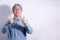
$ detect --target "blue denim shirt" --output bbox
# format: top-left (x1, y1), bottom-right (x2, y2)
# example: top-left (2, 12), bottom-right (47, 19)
top-left (1, 17), bottom-right (33, 40)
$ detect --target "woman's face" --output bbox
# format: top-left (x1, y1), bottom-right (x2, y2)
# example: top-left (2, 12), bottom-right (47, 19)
top-left (13, 6), bottom-right (22, 17)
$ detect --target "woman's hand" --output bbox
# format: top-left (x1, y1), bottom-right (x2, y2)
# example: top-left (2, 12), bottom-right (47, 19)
top-left (22, 16), bottom-right (27, 24)
top-left (8, 18), bottom-right (14, 24)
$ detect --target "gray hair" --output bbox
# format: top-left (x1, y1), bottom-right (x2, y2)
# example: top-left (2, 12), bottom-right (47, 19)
top-left (12, 4), bottom-right (22, 12)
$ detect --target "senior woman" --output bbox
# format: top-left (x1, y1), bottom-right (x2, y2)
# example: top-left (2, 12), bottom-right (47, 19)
top-left (1, 4), bottom-right (33, 40)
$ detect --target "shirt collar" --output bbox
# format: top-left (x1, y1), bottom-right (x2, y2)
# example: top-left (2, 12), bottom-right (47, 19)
top-left (13, 16), bottom-right (22, 21)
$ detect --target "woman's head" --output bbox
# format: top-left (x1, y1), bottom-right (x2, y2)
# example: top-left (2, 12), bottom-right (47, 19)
top-left (12, 4), bottom-right (22, 17)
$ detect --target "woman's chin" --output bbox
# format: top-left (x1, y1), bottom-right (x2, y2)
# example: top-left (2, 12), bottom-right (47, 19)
top-left (15, 14), bottom-right (20, 17)
top-left (16, 14), bottom-right (19, 16)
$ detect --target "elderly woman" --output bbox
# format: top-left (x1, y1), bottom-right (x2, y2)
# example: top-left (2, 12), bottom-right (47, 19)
top-left (1, 4), bottom-right (33, 40)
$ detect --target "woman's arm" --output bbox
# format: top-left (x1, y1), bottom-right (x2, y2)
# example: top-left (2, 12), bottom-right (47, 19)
top-left (22, 16), bottom-right (33, 34)
top-left (1, 23), bottom-right (10, 33)
top-left (24, 23), bottom-right (33, 34)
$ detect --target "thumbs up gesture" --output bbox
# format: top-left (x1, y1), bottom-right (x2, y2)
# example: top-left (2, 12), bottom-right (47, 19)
top-left (8, 17), bottom-right (14, 24)
top-left (22, 16), bottom-right (27, 24)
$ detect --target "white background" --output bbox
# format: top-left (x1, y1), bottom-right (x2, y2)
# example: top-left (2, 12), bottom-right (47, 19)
top-left (0, 0), bottom-right (60, 40)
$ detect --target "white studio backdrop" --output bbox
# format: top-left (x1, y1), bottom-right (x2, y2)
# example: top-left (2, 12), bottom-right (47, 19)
top-left (0, 0), bottom-right (60, 40)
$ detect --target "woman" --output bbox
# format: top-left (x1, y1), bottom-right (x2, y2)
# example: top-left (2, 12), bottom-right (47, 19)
top-left (1, 4), bottom-right (33, 40)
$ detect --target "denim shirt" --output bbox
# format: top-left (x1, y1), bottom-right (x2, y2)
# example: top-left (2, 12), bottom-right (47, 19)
top-left (1, 17), bottom-right (33, 40)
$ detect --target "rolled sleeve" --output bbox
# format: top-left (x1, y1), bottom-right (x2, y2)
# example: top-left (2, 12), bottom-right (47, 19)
top-left (24, 23), bottom-right (33, 34)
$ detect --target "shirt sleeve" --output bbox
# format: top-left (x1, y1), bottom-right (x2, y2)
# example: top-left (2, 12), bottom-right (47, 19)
top-left (1, 23), bottom-right (11, 33)
top-left (24, 23), bottom-right (33, 34)
top-left (1, 21), bottom-right (19, 33)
